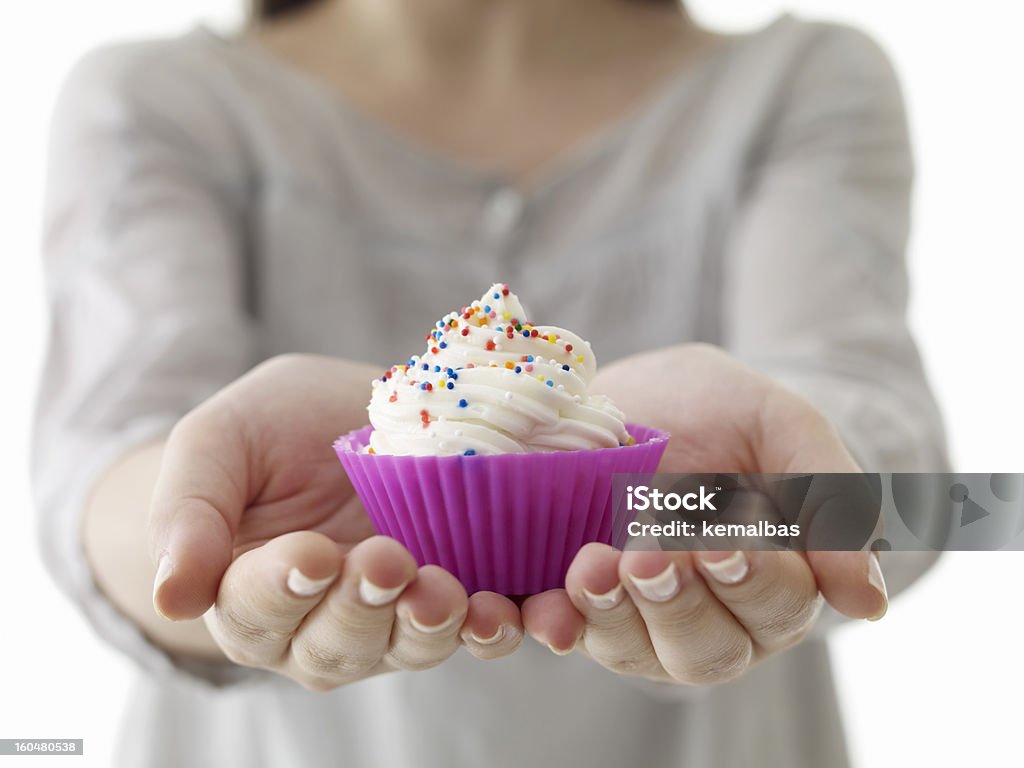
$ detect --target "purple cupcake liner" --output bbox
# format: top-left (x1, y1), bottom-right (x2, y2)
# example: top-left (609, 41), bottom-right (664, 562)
top-left (334, 424), bottom-right (669, 595)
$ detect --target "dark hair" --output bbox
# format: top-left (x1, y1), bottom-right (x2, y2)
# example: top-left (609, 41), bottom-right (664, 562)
top-left (251, 0), bottom-right (679, 21)
top-left (251, 0), bottom-right (319, 20)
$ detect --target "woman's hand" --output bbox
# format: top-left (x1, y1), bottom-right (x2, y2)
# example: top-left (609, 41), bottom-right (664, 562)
top-left (523, 343), bottom-right (887, 684)
top-left (149, 354), bottom-right (522, 691)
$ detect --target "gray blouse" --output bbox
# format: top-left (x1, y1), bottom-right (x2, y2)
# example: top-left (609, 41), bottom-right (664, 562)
top-left (33, 14), bottom-right (947, 768)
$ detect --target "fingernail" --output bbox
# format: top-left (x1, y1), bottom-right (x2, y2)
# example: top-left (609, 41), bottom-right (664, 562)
top-left (152, 553), bottom-right (173, 614)
top-left (582, 583), bottom-right (625, 610)
top-left (466, 625), bottom-right (506, 645)
top-left (628, 562), bottom-right (680, 602)
top-left (699, 551), bottom-right (749, 585)
top-left (286, 567), bottom-right (335, 597)
top-left (408, 612), bottom-right (461, 635)
top-left (546, 639), bottom-right (576, 656)
top-left (358, 576), bottom-right (406, 607)
top-left (867, 553), bottom-right (888, 622)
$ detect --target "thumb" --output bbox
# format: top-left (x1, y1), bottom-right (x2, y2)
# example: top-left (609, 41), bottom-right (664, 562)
top-left (807, 550), bottom-right (888, 621)
top-left (149, 406), bottom-right (249, 621)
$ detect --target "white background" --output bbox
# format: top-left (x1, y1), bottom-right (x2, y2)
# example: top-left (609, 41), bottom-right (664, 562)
top-left (1, 2), bottom-right (1021, 766)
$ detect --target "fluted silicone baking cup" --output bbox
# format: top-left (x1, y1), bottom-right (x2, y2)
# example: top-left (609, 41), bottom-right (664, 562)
top-left (333, 424), bottom-right (669, 595)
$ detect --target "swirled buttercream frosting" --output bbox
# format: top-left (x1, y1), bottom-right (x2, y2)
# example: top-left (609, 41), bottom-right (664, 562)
top-left (366, 284), bottom-right (634, 456)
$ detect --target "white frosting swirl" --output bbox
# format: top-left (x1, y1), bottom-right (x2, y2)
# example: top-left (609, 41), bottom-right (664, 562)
top-left (366, 284), bottom-right (633, 456)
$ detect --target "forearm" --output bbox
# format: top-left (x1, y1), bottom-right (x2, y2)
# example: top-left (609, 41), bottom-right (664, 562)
top-left (83, 441), bottom-right (226, 662)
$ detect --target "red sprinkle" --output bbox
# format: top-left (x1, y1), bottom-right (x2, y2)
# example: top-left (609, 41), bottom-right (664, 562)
top-left (431, 347), bottom-right (439, 354)
top-left (565, 344), bottom-right (573, 352)
top-left (530, 330), bottom-right (539, 337)
top-left (420, 409), bottom-right (430, 428)
top-left (461, 328), bottom-right (470, 336)
top-left (389, 393), bottom-right (398, 403)
top-left (485, 340), bottom-right (496, 351)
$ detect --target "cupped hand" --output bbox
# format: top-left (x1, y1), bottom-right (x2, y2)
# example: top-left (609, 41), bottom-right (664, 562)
top-left (149, 354), bottom-right (521, 691)
top-left (524, 344), bottom-right (887, 684)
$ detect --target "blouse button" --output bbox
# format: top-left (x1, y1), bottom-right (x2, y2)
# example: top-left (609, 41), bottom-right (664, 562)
top-left (481, 186), bottom-right (523, 239)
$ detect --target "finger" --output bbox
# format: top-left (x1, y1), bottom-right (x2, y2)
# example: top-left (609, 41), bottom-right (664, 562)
top-left (149, 406), bottom-right (248, 620)
top-left (806, 550), bottom-right (888, 620)
top-left (385, 565), bottom-right (469, 671)
top-left (620, 550), bottom-right (753, 685)
top-left (206, 531), bottom-right (342, 667)
top-left (521, 589), bottom-right (585, 655)
top-left (288, 536), bottom-right (418, 685)
top-left (694, 550), bottom-right (822, 654)
top-left (756, 386), bottom-right (863, 474)
top-left (460, 592), bottom-right (523, 660)
top-left (565, 544), bottom-right (666, 679)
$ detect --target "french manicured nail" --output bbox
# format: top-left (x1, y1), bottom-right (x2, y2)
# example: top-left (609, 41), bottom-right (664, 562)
top-left (466, 625), bottom-right (506, 646)
top-left (867, 553), bottom-right (888, 621)
top-left (358, 576), bottom-right (406, 606)
top-left (546, 640), bottom-right (577, 656)
top-left (153, 553), bottom-right (172, 602)
top-left (408, 612), bottom-right (460, 635)
top-left (583, 583), bottom-right (625, 610)
top-left (699, 551), bottom-right (749, 585)
top-left (628, 562), bottom-right (680, 602)
top-left (286, 567), bottom-right (335, 597)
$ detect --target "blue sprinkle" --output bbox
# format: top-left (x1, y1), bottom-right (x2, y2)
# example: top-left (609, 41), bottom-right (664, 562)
top-left (436, 321), bottom-right (444, 328)
top-left (514, 366), bottom-right (522, 373)
top-left (484, 305), bottom-right (492, 313)
top-left (420, 382), bottom-right (428, 390)
top-left (446, 367), bottom-right (454, 376)
top-left (446, 382), bottom-right (454, 390)
top-left (493, 292), bottom-right (500, 299)
top-left (464, 449), bottom-right (476, 456)
top-left (526, 355), bottom-right (534, 362)
top-left (562, 364), bottom-right (570, 371)
top-left (522, 330), bottom-right (530, 337)
top-left (434, 365), bottom-right (441, 372)
top-left (422, 363), bottom-right (429, 370)
top-left (546, 380), bottom-right (554, 387)
top-left (458, 399), bottom-right (468, 408)
top-left (439, 341), bottom-right (447, 349)
top-left (450, 372), bottom-right (458, 380)
top-left (380, 375), bottom-right (387, 382)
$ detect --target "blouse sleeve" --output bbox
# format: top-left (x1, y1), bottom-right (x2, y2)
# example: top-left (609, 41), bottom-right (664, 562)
top-left (720, 24), bottom-right (950, 630)
top-left (31, 42), bottom-right (270, 688)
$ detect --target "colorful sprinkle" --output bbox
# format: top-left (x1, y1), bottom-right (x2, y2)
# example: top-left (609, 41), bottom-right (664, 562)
top-left (463, 449), bottom-right (476, 456)
top-left (458, 399), bottom-right (468, 408)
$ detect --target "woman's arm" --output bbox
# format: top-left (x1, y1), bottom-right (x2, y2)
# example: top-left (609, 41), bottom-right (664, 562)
top-left (32, 44), bottom-right (259, 685)
top-left (35, 48), bottom-right (522, 687)
top-left (721, 24), bottom-right (949, 610)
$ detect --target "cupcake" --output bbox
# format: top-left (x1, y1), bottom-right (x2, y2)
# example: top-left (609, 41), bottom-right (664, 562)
top-left (334, 284), bottom-right (668, 594)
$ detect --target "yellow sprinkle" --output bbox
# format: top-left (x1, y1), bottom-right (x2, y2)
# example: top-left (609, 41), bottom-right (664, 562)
top-left (576, 355), bottom-right (584, 362)
top-left (503, 312), bottom-right (511, 320)
top-left (368, 447), bottom-right (376, 454)
top-left (504, 361), bottom-right (515, 370)
top-left (547, 334), bottom-right (556, 343)
top-left (538, 374), bottom-right (545, 381)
